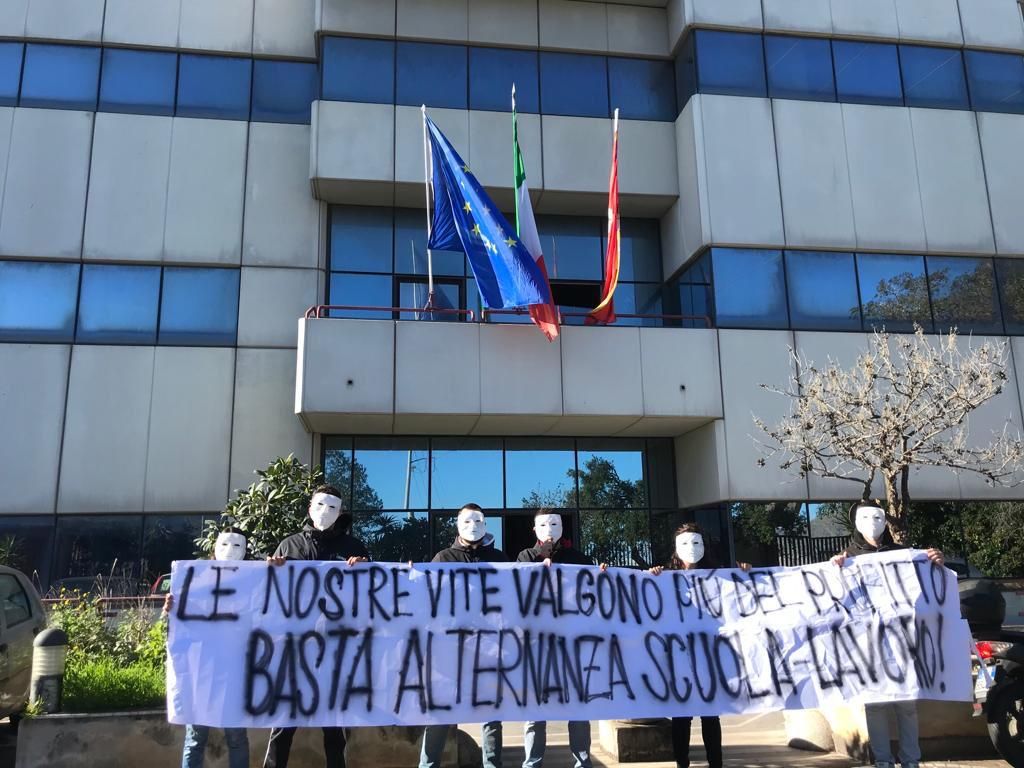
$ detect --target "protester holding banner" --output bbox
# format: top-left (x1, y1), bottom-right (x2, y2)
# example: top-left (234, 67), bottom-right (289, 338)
top-left (420, 503), bottom-right (508, 768)
top-left (263, 485), bottom-right (370, 768)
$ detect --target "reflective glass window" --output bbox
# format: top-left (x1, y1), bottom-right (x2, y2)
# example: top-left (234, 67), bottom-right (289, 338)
top-left (765, 35), bottom-right (835, 101)
top-left (252, 60), bottom-right (317, 124)
top-left (53, 515), bottom-right (144, 583)
top-left (99, 49), bottom-right (177, 116)
top-left (430, 437), bottom-right (503, 509)
top-left (965, 50), bottom-right (1024, 114)
top-left (539, 52), bottom-right (609, 118)
top-left (330, 206), bottom-right (393, 273)
top-left (323, 437), bottom-right (354, 507)
top-left (996, 258), bottom-right (1024, 334)
top-left (674, 33), bottom-right (697, 110)
top-left (608, 57), bottom-right (676, 121)
top-left (856, 253), bottom-right (932, 332)
top-left (394, 208), bottom-right (463, 276)
top-left (0, 261), bottom-right (79, 342)
top-left (833, 41), bottom-right (903, 106)
top-left (396, 42), bottom-right (467, 110)
top-left (0, 42), bottom-right (24, 106)
top-left (142, 515), bottom-right (206, 582)
top-left (671, 252), bottom-right (713, 328)
top-left (580, 508), bottom-right (652, 568)
top-left (354, 510), bottom-right (430, 563)
top-left (327, 273), bottom-right (392, 318)
top-left (77, 265), bottom-right (160, 344)
top-left (321, 36), bottom-right (395, 105)
top-left (0, 516), bottom-right (54, 588)
top-left (614, 283), bottom-right (662, 326)
top-left (469, 47), bottom-right (538, 113)
top-left (927, 256), bottom-right (1001, 334)
top-left (694, 30), bottom-right (766, 97)
top-left (536, 216), bottom-right (603, 281)
top-left (505, 438), bottom-right (577, 508)
top-left (646, 440), bottom-right (676, 509)
top-left (398, 280), bottom-right (461, 321)
top-left (576, 439), bottom-right (647, 509)
top-left (353, 438), bottom-right (429, 510)
top-left (900, 45), bottom-right (968, 110)
top-left (711, 248), bottom-right (788, 329)
top-left (785, 251), bottom-right (861, 331)
top-left (177, 54), bottom-right (251, 120)
top-left (159, 268), bottom-right (239, 345)
top-left (619, 219), bottom-right (662, 282)
top-left (20, 43), bottom-right (100, 110)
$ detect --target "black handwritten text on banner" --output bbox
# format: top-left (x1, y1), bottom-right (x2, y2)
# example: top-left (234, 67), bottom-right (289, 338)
top-left (166, 551), bottom-right (971, 728)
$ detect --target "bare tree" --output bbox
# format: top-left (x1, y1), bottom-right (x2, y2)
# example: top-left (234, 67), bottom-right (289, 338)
top-left (755, 326), bottom-right (1024, 543)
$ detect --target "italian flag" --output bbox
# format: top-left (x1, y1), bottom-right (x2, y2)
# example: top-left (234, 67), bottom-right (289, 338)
top-left (513, 87), bottom-right (559, 341)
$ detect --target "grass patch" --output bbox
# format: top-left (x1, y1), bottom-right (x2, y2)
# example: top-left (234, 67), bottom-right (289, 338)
top-left (62, 657), bottom-right (165, 713)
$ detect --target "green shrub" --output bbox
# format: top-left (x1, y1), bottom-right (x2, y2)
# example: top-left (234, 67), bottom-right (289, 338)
top-left (62, 658), bottom-right (165, 713)
top-left (47, 591), bottom-right (113, 665)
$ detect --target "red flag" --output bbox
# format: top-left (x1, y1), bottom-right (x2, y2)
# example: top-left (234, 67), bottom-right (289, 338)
top-left (587, 109), bottom-right (620, 325)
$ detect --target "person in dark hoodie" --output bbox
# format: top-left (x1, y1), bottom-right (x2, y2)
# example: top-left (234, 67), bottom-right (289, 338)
top-left (419, 503), bottom-right (507, 768)
top-left (831, 499), bottom-right (944, 768)
top-left (263, 484), bottom-right (370, 768)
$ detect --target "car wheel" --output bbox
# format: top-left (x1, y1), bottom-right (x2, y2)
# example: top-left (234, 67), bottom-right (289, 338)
top-left (988, 679), bottom-right (1024, 768)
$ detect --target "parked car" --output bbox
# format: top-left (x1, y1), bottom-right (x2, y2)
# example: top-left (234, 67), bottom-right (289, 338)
top-left (150, 574), bottom-right (172, 596)
top-left (0, 565), bottom-right (45, 718)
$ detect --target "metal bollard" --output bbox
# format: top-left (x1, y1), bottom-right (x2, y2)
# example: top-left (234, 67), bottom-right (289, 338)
top-left (30, 627), bottom-right (68, 714)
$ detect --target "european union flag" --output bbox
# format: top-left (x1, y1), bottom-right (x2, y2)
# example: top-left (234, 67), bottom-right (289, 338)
top-left (425, 115), bottom-right (552, 309)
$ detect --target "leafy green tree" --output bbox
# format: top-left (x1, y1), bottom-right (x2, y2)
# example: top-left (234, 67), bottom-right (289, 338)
top-left (730, 502), bottom-right (808, 566)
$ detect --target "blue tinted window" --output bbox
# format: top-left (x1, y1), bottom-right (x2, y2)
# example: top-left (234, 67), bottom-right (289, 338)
top-left (328, 273), bottom-right (393, 319)
top-left (712, 249), bottom-right (788, 329)
top-left (536, 216), bottom-right (603, 280)
top-left (177, 54), bottom-right (251, 120)
top-left (833, 41), bottom-right (903, 106)
top-left (20, 44), bottom-right (100, 110)
top-left (608, 58), bottom-right (676, 121)
top-left (394, 208), bottom-right (463, 276)
top-left (252, 60), bottom-right (317, 124)
top-left (965, 50), bottom-right (1024, 114)
top-left (77, 265), bottom-right (160, 344)
top-left (540, 52), bottom-right (609, 118)
top-left (927, 256), bottom-right (1001, 334)
top-left (674, 33), bottom-right (697, 111)
top-left (695, 30), bottom-right (766, 97)
top-left (996, 259), bottom-right (1024, 333)
top-left (159, 268), bottom-right (239, 345)
top-left (0, 43), bottom-right (24, 106)
top-left (0, 261), bottom-right (79, 342)
top-left (856, 253), bottom-right (932, 332)
top-left (619, 219), bottom-right (661, 283)
top-left (99, 49), bottom-right (177, 116)
top-left (330, 206), bottom-right (393, 273)
top-left (399, 280), bottom-right (461, 321)
top-left (765, 35), bottom-right (835, 101)
top-left (321, 36), bottom-right (395, 105)
top-left (785, 251), bottom-right (860, 330)
top-left (470, 47), bottom-right (538, 113)
top-left (900, 45), bottom-right (968, 110)
top-left (614, 283), bottom-right (662, 326)
top-left (396, 42), bottom-right (466, 109)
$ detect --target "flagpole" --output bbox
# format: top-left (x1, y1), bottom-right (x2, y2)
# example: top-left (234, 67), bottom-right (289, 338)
top-left (420, 104), bottom-right (434, 306)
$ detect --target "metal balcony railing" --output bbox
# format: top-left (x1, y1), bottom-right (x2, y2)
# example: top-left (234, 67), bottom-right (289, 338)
top-left (305, 305), bottom-right (712, 328)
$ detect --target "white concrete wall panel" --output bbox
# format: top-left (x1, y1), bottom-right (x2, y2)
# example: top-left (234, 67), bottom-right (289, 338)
top-left (619, 119), bottom-right (678, 199)
top-left (0, 344), bottom-right (69, 514)
top-left (640, 327), bottom-right (722, 418)
top-left (395, 322), bottom-right (481, 433)
top-left (84, 113), bottom-right (172, 263)
top-left (311, 101), bottom-right (395, 202)
top-left (607, 4), bottom-right (669, 57)
top-left (103, 0), bottom-right (181, 48)
top-left (842, 104), bottom-right (927, 251)
top-left (541, 115), bottom-right (610, 194)
top-left (958, 0), bottom-right (1024, 51)
top-left (0, 1), bottom-right (28, 37)
top-left (561, 326), bottom-right (643, 416)
top-left (165, 118), bottom-right (247, 264)
top-left (762, 0), bottom-right (832, 35)
top-left (830, 0), bottom-right (899, 38)
top-left (237, 267), bottom-right (318, 348)
top-left (0, 109), bottom-right (92, 259)
top-left (684, 0), bottom-right (763, 28)
top-left (478, 324), bottom-right (563, 426)
top-left (978, 112), bottom-right (1024, 255)
top-left (469, 0), bottom-right (538, 47)
top-left (58, 346), bottom-right (155, 513)
top-left (254, 0), bottom-right (316, 58)
top-left (664, 98), bottom-right (709, 276)
top-left (244, 123), bottom-right (318, 268)
top-left (538, 0), bottom-right (608, 52)
top-left (179, 0), bottom-right (254, 54)
top-left (25, 0), bottom-right (103, 42)
top-left (909, 108), bottom-right (995, 254)
top-left (145, 347), bottom-right (234, 512)
top-left (773, 99), bottom-right (856, 249)
top-left (700, 96), bottom-right (784, 247)
top-left (675, 421), bottom-right (729, 507)
top-left (395, 106), bottom-right (467, 186)
top-left (397, 0), bottom-right (467, 42)
top-left (468, 110), bottom-right (542, 193)
top-left (317, 0), bottom-right (395, 36)
top-left (894, 0), bottom-right (964, 45)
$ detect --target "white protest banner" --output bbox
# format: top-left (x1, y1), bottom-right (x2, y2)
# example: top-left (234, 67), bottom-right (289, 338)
top-left (166, 549), bottom-right (972, 728)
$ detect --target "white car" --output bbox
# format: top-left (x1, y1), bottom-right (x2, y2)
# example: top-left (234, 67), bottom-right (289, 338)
top-left (0, 565), bottom-right (45, 718)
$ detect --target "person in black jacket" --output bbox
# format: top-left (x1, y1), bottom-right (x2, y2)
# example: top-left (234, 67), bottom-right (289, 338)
top-left (419, 503), bottom-right (507, 768)
top-left (263, 484), bottom-right (369, 768)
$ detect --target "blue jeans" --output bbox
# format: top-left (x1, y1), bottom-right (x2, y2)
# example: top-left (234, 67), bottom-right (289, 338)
top-left (523, 721), bottom-right (592, 768)
top-left (182, 724), bottom-right (249, 768)
top-left (420, 722), bottom-right (502, 768)
top-left (864, 701), bottom-right (921, 767)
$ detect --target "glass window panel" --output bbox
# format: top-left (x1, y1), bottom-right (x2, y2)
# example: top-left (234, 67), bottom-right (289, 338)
top-left (323, 437), bottom-right (354, 507)
top-left (141, 515), bottom-right (205, 584)
top-left (0, 42), bottom-right (24, 106)
top-left (965, 50), bottom-right (1024, 114)
top-left (99, 49), bottom-right (177, 116)
top-left (856, 253), bottom-right (933, 332)
top-left (20, 43), bottom-right (100, 110)
top-left (504, 438), bottom-right (577, 509)
top-left (0, 516), bottom-right (54, 590)
top-left (327, 273), bottom-right (393, 319)
top-left (396, 42), bottom-right (467, 109)
top-left (77, 264), bottom-right (160, 344)
top-left (394, 207), bottom-right (463, 276)
top-left (0, 261), bottom-right (79, 342)
top-left (785, 250), bottom-right (861, 331)
top-left (619, 219), bottom-right (662, 282)
top-left (711, 248), bottom-right (788, 329)
top-left (576, 439), bottom-right (647, 509)
top-left (53, 515), bottom-right (144, 587)
top-left (353, 438), bottom-right (429, 510)
top-left (536, 215), bottom-right (603, 281)
top-left (330, 206), bottom-right (393, 273)
top-left (645, 441), bottom-right (676, 509)
top-left (398, 280), bottom-right (461, 321)
top-left (674, 33), bottom-right (697, 110)
top-left (0, 573), bottom-right (32, 627)
top-left (614, 283), bottom-right (662, 326)
top-left (608, 57), bottom-right (676, 121)
top-left (353, 510), bottom-right (431, 563)
top-left (765, 35), bottom-right (835, 101)
top-left (927, 256), bottom-right (1001, 334)
top-left (580, 509), bottom-right (652, 568)
top-left (159, 268), bottom-right (239, 345)
top-left (900, 45), bottom-right (968, 110)
top-left (430, 437), bottom-right (503, 509)
top-left (539, 52), bottom-right (609, 118)
top-left (432, 511), bottom-right (502, 553)
top-left (177, 54), bottom-right (251, 120)
top-left (833, 41), bottom-right (903, 106)
top-left (996, 259), bottom-right (1024, 334)
top-left (694, 30), bottom-right (766, 98)
top-left (321, 36), bottom-right (395, 104)
top-left (469, 47), bottom-right (539, 113)
top-left (252, 60), bottom-right (317, 124)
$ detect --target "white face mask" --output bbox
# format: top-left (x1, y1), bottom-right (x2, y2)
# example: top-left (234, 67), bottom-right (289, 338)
top-left (675, 532), bottom-right (705, 565)
top-left (457, 509), bottom-right (486, 543)
top-left (214, 531), bottom-right (246, 561)
top-left (855, 505), bottom-right (887, 542)
top-left (309, 492), bottom-right (344, 532)
top-left (534, 513), bottom-right (563, 543)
